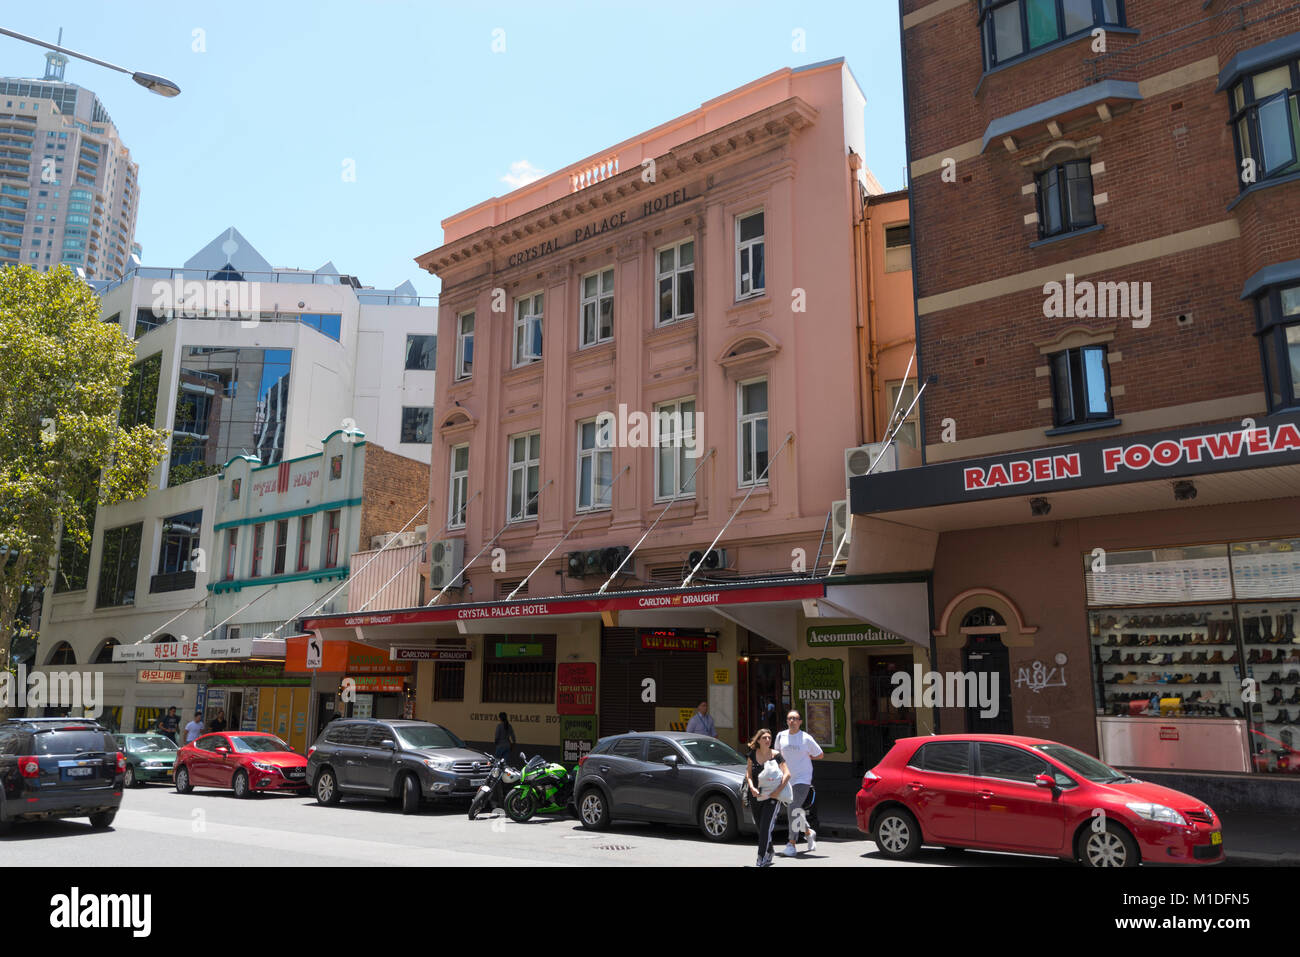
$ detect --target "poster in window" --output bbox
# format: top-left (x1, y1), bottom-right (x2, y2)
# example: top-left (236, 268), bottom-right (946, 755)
top-left (557, 662), bottom-right (596, 715)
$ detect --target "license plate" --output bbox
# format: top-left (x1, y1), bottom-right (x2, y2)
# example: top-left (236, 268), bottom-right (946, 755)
top-left (1211, 831), bottom-right (1222, 845)
top-left (471, 778), bottom-right (487, 787)
top-left (65, 767), bottom-right (93, 777)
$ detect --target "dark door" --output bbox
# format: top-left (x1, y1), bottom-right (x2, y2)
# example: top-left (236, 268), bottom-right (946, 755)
top-left (962, 633), bottom-right (1013, 734)
top-left (974, 743), bottom-right (1067, 852)
top-left (749, 656), bottom-right (789, 733)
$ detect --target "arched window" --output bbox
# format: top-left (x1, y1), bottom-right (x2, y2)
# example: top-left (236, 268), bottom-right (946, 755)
top-left (92, 638), bottom-right (120, 664)
top-left (45, 641), bottom-right (76, 666)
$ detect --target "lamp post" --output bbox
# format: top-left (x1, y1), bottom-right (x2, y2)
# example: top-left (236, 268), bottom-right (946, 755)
top-left (0, 26), bottom-right (180, 97)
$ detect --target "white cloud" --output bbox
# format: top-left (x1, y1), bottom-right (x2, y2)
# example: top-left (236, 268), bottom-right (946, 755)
top-left (501, 159), bottom-right (546, 189)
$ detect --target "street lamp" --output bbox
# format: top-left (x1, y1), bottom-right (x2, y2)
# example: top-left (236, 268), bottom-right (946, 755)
top-left (0, 26), bottom-right (180, 97)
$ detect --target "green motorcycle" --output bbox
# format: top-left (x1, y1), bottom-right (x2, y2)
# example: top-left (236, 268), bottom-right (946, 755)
top-left (503, 752), bottom-right (577, 822)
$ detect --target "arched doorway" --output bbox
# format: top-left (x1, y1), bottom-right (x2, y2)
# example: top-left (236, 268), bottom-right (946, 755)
top-left (961, 608), bottom-right (1014, 734)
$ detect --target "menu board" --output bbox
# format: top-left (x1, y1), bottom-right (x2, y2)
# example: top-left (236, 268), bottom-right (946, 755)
top-left (1086, 556), bottom-right (1233, 605)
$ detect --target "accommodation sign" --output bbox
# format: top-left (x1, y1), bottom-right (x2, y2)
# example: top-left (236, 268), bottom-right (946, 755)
top-left (506, 186), bottom-right (695, 267)
top-left (807, 625), bottom-right (907, 646)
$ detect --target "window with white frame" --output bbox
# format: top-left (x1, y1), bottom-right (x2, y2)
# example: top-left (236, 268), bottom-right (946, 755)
top-left (576, 418), bottom-right (614, 512)
top-left (507, 431), bottom-right (541, 522)
top-left (887, 380), bottom-right (920, 447)
top-left (656, 240), bottom-right (695, 324)
top-left (448, 444), bottom-right (469, 528)
top-left (579, 268), bottom-right (614, 347)
top-left (654, 397), bottom-right (697, 500)
top-left (736, 210), bottom-right (765, 300)
top-left (513, 293), bottom-right (543, 367)
top-left (456, 311), bottom-right (474, 379)
top-left (737, 378), bottom-right (769, 486)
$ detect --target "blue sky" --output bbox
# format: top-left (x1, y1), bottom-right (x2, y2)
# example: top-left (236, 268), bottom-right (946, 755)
top-left (1, 1), bottom-right (905, 300)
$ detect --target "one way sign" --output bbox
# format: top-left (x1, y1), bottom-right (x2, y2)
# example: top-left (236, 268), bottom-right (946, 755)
top-left (306, 636), bottom-right (323, 669)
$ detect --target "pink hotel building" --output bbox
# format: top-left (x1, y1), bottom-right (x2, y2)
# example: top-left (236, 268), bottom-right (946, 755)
top-left (302, 60), bottom-right (927, 771)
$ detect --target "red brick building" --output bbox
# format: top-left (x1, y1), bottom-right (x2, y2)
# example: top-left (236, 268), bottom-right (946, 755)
top-left (849, 0), bottom-right (1300, 801)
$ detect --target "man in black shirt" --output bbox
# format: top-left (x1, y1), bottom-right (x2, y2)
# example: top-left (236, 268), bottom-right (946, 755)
top-left (157, 707), bottom-right (180, 743)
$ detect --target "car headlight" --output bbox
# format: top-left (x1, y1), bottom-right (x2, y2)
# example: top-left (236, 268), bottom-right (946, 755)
top-left (252, 762), bottom-right (278, 773)
top-left (422, 758), bottom-right (453, 771)
top-left (1126, 802), bottom-right (1187, 825)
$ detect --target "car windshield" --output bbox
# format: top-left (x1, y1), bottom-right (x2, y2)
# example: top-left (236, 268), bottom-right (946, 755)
top-left (230, 735), bottom-right (292, 753)
top-left (393, 724), bottom-right (464, 750)
top-left (127, 736), bottom-right (176, 753)
top-left (1033, 743), bottom-right (1130, 783)
top-left (678, 738), bottom-right (746, 766)
top-left (34, 731), bottom-right (111, 755)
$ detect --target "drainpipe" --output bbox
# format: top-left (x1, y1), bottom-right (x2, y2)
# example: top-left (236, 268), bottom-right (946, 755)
top-left (849, 152), bottom-right (872, 445)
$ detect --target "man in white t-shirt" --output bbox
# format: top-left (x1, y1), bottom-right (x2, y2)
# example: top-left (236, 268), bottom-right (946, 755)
top-left (775, 710), bottom-right (823, 856)
top-left (184, 711), bottom-right (205, 744)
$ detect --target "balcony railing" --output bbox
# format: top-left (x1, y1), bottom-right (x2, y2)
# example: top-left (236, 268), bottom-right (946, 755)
top-left (150, 570), bottom-right (197, 594)
top-left (570, 155), bottom-right (620, 193)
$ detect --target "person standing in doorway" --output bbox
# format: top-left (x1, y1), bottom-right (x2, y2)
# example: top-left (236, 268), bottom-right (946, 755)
top-left (493, 711), bottom-right (516, 761)
top-left (685, 700), bottom-right (715, 737)
top-left (184, 711), bottom-right (205, 745)
top-left (746, 728), bottom-right (791, 867)
top-left (209, 709), bottom-right (228, 733)
top-left (776, 710), bottom-right (823, 856)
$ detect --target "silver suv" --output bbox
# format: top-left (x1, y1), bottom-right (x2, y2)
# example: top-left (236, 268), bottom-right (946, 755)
top-left (306, 719), bottom-right (493, 814)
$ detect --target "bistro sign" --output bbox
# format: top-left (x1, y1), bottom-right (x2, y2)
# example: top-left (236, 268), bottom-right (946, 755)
top-left (851, 412), bottom-right (1300, 514)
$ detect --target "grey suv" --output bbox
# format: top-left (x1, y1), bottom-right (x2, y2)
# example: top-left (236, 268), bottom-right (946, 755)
top-left (306, 719), bottom-right (493, 814)
top-left (0, 717), bottom-right (125, 830)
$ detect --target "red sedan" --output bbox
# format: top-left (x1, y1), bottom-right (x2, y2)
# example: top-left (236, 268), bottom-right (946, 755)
top-left (174, 732), bottom-right (308, 798)
top-left (856, 734), bottom-right (1223, 867)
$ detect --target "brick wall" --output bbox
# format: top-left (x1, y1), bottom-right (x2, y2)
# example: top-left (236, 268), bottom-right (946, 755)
top-left (901, 0), bottom-right (1300, 450)
top-left (358, 443), bottom-right (431, 547)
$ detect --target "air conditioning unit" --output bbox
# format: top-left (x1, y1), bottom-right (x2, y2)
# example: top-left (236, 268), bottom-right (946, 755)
top-left (370, 533), bottom-right (395, 551)
top-left (687, 548), bottom-right (729, 573)
top-left (566, 547), bottom-right (630, 579)
top-left (226, 625), bottom-right (241, 641)
top-left (393, 530), bottom-right (425, 548)
top-left (427, 538), bottom-right (465, 589)
top-left (844, 442), bottom-right (897, 486)
top-left (831, 500), bottom-right (851, 559)
top-left (566, 551), bottom-right (588, 579)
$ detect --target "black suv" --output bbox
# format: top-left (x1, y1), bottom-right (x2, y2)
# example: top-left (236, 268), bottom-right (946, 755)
top-left (307, 719), bottom-right (492, 814)
top-left (0, 718), bottom-right (125, 830)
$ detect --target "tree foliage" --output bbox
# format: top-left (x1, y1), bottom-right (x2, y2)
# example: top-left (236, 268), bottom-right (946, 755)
top-left (0, 265), bottom-right (168, 666)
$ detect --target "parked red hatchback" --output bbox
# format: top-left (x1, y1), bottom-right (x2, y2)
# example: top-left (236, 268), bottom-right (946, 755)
top-left (856, 734), bottom-right (1223, 867)
top-left (174, 732), bottom-right (308, 798)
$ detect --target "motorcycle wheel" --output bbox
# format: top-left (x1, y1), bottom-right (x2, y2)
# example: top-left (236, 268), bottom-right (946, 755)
top-left (504, 787), bottom-right (537, 823)
top-left (468, 788), bottom-right (489, 821)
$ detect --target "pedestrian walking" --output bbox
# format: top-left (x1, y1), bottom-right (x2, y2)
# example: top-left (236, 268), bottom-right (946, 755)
top-left (493, 711), bottom-right (516, 761)
top-left (157, 707), bottom-right (180, 743)
top-left (184, 710), bottom-right (204, 744)
top-left (685, 700), bottom-right (715, 737)
top-left (776, 710), bottom-right (823, 856)
top-left (745, 728), bottom-right (791, 867)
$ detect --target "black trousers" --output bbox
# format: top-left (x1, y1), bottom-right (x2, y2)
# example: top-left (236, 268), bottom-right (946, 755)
top-left (752, 799), bottom-right (780, 859)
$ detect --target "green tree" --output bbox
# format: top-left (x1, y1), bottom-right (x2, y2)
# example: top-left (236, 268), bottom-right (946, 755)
top-left (0, 265), bottom-right (168, 669)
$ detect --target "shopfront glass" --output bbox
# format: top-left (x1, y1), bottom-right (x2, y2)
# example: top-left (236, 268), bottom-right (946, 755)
top-left (1085, 539), bottom-right (1300, 774)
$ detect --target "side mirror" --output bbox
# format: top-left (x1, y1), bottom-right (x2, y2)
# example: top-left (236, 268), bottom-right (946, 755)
top-left (379, 739), bottom-right (396, 750)
top-left (662, 754), bottom-right (679, 768)
top-left (1034, 773), bottom-right (1056, 789)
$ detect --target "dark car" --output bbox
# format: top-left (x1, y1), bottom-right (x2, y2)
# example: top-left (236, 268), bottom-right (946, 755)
top-left (173, 731), bottom-right (308, 797)
top-left (114, 733), bottom-right (178, 787)
top-left (573, 731), bottom-right (754, 841)
top-left (306, 719), bottom-right (492, 814)
top-left (0, 717), bottom-right (125, 830)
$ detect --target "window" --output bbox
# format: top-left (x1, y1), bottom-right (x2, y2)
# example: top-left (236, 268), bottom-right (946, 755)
top-left (978, 743), bottom-right (1051, 783)
top-left (737, 378), bottom-right (769, 486)
top-left (513, 293), bottom-right (543, 366)
top-left (1255, 281), bottom-right (1300, 411)
top-left (736, 211), bottom-right (765, 299)
top-left (330, 455), bottom-right (342, 481)
top-left (908, 741), bottom-right (972, 774)
top-left (980, 0), bottom-right (1124, 69)
top-left (273, 520), bottom-right (288, 575)
top-left (657, 240), bottom-right (695, 324)
top-left (224, 529), bottom-right (238, 581)
top-left (576, 419), bottom-right (614, 512)
top-left (297, 516), bottom-right (313, 571)
top-left (230, 478), bottom-right (241, 501)
top-left (158, 510), bottom-right (203, 575)
top-left (299, 313), bottom-right (341, 341)
top-left (325, 511), bottom-right (341, 568)
top-left (578, 268), bottom-right (615, 348)
top-left (251, 523), bottom-right (266, 577)
top-left (1049, 345), bottom-right (1112, 427)
top-left (95, 522), bottom-right (142, 607)
top-left (646, 739), bottom-right (680, 764)
top-left (405, 334), bottom-right (436, 370)
top-left (401, 407), bottom-right (433, 444)
top-left (433, 641), bottom-right (466, 702)
top-left (119, 353), bottom-right (161, 428)
top-left (507, 431), bottom-right (541, 522)
top-left (611, 737), bottom-right (645, 759)
top-left (887, 380), bottom-right (920, 447)
top-left (455, 312), bottom-right (474, 379)
top-left (1036, 160), bottom-right (1096, 238)
top-left (482, 636), bottom-right (556, 703)
top-left (884, 223), bottom-right (912, 273)
top-left (654, 398), bottom-right (697, 500)
top-left (448, 445), bottom-right (469, 528)
top-left (1229, 59), bottom-right (1300, 188)
top-left (885, 224), bottom-right (911, 248)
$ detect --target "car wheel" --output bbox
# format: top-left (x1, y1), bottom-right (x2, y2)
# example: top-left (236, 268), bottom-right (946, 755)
top-left (89, 811), bottom-right (116, 829)
top-left (578, 789), bottom-right (610, 830)
top-left (399, 774), bottom-right (421, 815)
top-left (1078, 822), bottom-right (1140, 868)
top-left (504, 788), bottom-right (536, 823)
top-left (699, 795), bottom-right (739, 842)
top-left (174, 765), bottom-right (193, 794)
top-left (232, 770), bottom-right (251, 799)
top-left (314, 768), bottom-right (341, 806)
top-left (123, 765), bottom-right (136, 788)
top-left (873, 807), bottom-right (921, 859)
